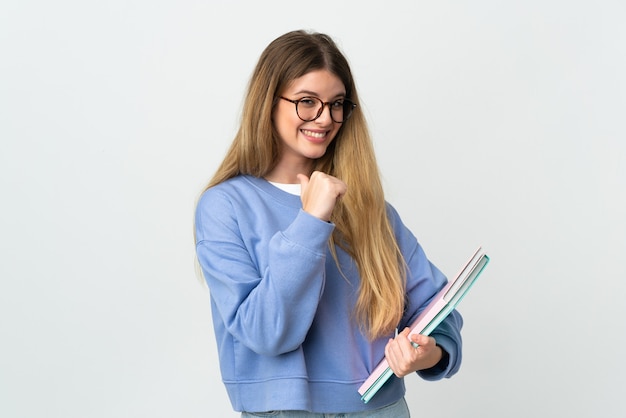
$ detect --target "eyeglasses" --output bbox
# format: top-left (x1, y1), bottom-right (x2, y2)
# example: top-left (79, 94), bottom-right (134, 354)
top-left (279, 96), bottom-right (357, 123)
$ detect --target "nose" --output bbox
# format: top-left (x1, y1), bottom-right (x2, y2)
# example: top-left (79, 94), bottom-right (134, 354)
top-left (315, 102), bottom-right (334, 125)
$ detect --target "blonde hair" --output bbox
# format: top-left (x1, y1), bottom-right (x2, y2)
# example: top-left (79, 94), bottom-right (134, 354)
top-left (204, 30), bottom-right (406, 340)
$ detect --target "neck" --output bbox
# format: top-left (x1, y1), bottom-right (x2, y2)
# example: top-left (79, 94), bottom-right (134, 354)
top-left (265, 160), bottom-right (313, 184)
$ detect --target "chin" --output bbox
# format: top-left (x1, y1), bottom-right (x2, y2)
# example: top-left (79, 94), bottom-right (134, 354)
top-left (304, 147), bottom-right (329, 160)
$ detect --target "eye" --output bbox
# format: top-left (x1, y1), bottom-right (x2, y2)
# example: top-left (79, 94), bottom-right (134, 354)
top-left (298, 97), bottom-right (318, 108)
top-left (330, 100), bottom-right (344, 109)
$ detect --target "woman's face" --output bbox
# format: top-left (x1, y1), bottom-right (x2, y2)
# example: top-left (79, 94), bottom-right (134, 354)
top-left (272, 69), bottom-right (345, 177)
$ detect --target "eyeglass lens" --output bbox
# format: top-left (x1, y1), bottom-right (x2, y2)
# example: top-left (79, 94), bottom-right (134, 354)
top-left (296, 97), bottom-right (355, 123)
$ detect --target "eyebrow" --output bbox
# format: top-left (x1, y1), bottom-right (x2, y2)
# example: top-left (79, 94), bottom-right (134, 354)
top-left (292, 89), bottom-right (346, 98)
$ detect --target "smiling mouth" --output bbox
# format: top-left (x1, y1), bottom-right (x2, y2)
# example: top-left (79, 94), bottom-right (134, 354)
top-left (301, 129), bottom-right (327, 139)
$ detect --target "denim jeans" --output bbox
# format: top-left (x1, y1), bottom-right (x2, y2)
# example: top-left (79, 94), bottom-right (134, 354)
top-left (241, 397), bottom-right (410, 418)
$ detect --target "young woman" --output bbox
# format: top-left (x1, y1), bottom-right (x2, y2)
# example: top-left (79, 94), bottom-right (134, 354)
top-left (194, 30), bottom-right (463, 417)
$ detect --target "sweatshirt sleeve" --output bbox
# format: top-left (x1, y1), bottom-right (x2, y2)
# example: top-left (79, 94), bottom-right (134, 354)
top-left (195, 187), bottom-right (334, 356)
top-left (386, 204), bottom-right (464, 381)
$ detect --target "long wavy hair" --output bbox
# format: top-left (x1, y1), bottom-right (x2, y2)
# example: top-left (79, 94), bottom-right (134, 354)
top-left (204, 30), bottom-right (406, 340)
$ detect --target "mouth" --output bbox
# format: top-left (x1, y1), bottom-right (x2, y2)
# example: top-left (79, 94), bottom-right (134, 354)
top-left (301, 129), bottom-right (328, 140)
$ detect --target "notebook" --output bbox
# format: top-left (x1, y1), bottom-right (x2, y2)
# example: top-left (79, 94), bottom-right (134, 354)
top-left (358, 246), bottom-right (490, 403)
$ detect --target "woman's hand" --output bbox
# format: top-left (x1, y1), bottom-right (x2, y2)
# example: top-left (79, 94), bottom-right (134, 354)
top-left (297, 171), bottom-right (347, 222)
top-left (384, 327), bottom-right (443, 378)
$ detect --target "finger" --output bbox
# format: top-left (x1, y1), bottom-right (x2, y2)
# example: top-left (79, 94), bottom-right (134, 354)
top-left (409, 332), bottom-right (425, 347)
top-left (310, 171), bottom-right (346, 197)
top-left (387, 334), bottom-right (407, 359)
top-left (397, 328), bottom-right (415, 351)
top-left (414, 334), bottom-right (436, 349)
top-left (410, 335), bottom-right (438, 361)
top-left (385, 339), bottom-right (404, 377)
top-left (399, 327), bottom-right (411, 337)
top-left (332, 176), bottom-right (347, 198)
top-left (390, 329), bottom-right (415, 366)
top-left (387, 336), bottom-right (417, 378)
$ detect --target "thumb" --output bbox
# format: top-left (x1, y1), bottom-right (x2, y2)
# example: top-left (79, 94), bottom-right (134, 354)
top-left (409, 333), bottom-right (429, 347)
top-left (296, 173), bottom-right (309, 190)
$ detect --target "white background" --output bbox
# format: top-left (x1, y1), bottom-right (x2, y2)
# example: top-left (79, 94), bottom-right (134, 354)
top-left (1, 1), bottom-right (625, 417)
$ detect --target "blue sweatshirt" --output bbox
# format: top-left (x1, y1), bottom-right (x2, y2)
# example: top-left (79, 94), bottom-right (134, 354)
top-left (194, 175), bottom-right (463, 413)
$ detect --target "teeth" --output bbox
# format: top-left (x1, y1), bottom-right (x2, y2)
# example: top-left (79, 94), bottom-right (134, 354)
top-left (302, 129), bottom-right (325, 138)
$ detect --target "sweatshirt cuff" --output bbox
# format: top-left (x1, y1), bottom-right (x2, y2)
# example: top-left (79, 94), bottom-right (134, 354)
top-left (281, 209), bottom-right (335, 252)
top-left (417, 334), bottom-right (457, 381)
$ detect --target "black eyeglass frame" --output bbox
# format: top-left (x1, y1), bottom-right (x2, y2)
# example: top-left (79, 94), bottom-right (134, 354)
top-left (279, 96), bottom-right (357, 123)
